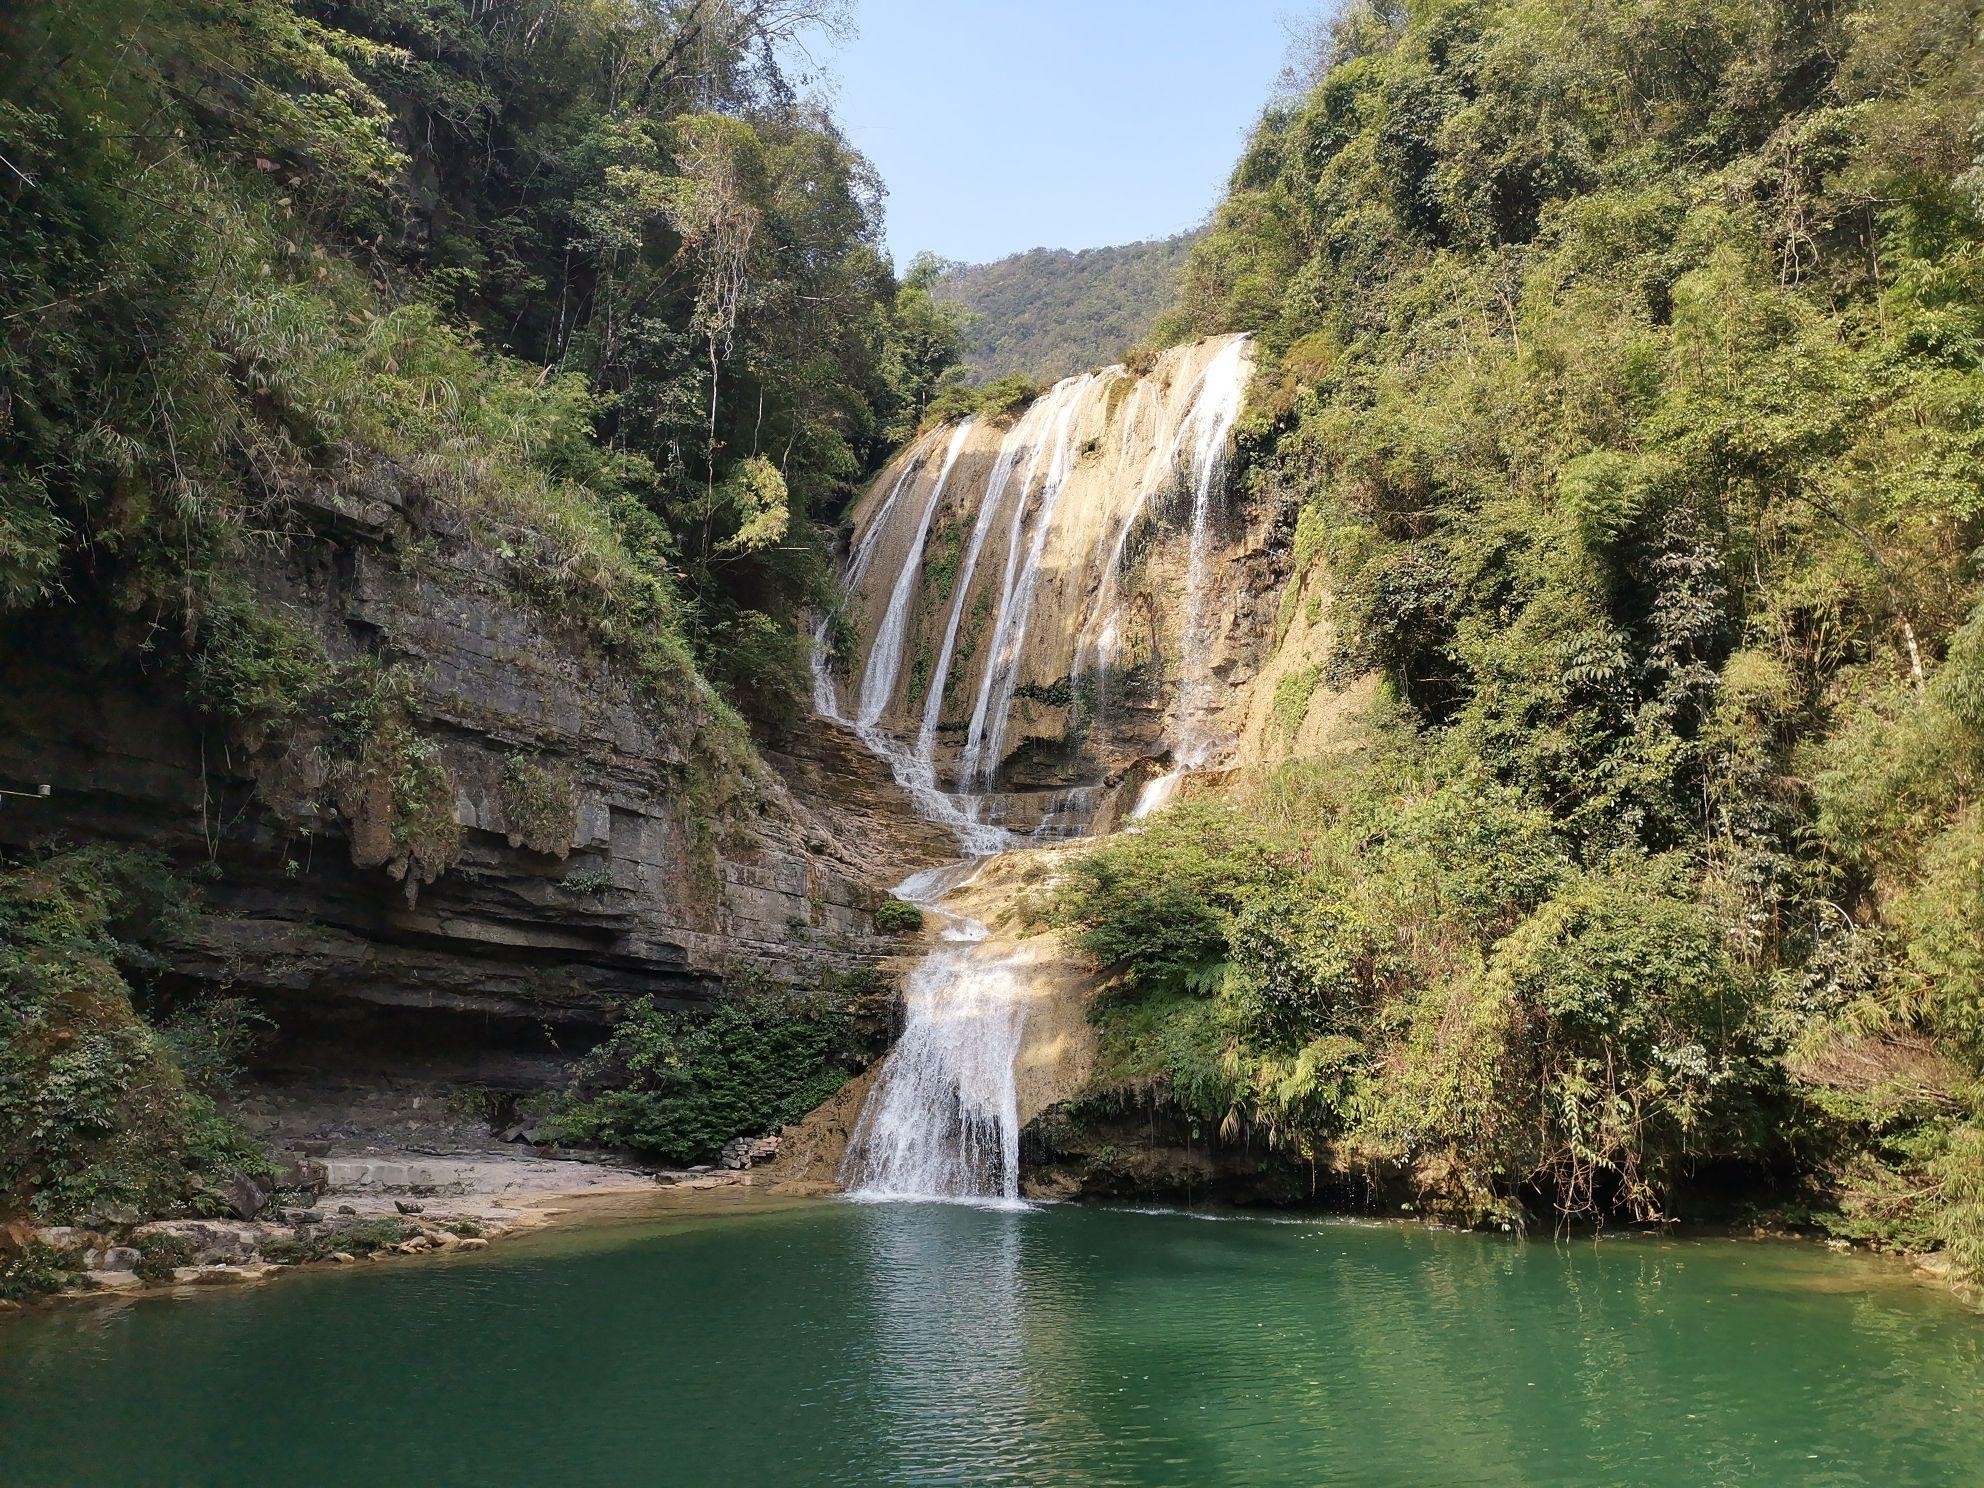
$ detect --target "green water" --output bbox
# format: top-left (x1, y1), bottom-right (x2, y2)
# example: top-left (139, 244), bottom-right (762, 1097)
top-left (2, 1197), bottom-right (1980, 1487)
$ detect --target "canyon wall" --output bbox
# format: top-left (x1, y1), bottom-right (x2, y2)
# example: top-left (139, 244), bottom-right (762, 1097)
top-left (0, 463), bottom-right (926, 1087)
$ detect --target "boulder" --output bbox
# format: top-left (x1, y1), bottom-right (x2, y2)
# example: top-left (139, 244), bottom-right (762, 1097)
top-left (225, 1171), bottom-right (271, 1220)
top-left (27, 1225), bottom-right (90, 1256)
top-left (276, 1158), bottom-right (328, 1195)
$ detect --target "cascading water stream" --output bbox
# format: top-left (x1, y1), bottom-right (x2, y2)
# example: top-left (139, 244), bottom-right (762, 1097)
top-left (1168, 335), bottom-right (1252, 768)
top-left (1119, 335), bottom-right (1251, 818)
top-left (958, 373), bottom-right (1094, 790)
top-left (915, 396), bottom-right (1061, 777)
top-left (811, 432), bottom-right (935, 723)
top-left (811, 422), bottom-right (1014, 854)
top-left (970, 374), bottom-right (1096, 789)
top-left (838, 864), bottom-right (1032, 1204)
top-left (826, 338), bottom-right (1254, 1202)
top-left (1074, 336), bottom-right (1251, 721)
top-left (857, 420), bottom-right (974, 727)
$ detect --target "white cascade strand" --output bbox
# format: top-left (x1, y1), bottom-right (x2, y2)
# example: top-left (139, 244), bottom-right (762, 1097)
top-left (915, 395), bottom-right (1064, 773)
top-left (810, 419), bottom-right (1009, 856)
top-left (856, 419), bottom-right (974, 727)
top-left (1072, 356), bottom-right (1213, 692)
top-left (959, 373), bottom-right (1095, 789)
top-left (974, 380), bottom-right (1095, 788)
top-left (1128, 767), bottom-right (1185, 820)
top-left (1076, 334), bottom-right (1252, 706)
top-left (839, 867), bottom-right (1030, 1206)
top-left (812, 432), bottom-right (933, 721)
top-left (1168, 335), bottom-right (1252, 769)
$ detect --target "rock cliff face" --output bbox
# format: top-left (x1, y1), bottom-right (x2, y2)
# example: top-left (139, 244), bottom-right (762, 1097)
top-left (819, 335), bottom-right (1367, 838)
top-left (0, 463), bottom-right (922, 1087)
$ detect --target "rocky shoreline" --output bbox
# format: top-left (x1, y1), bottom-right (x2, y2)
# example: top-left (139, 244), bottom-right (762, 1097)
top-left (1, 1142), bottom-right (786, 1310)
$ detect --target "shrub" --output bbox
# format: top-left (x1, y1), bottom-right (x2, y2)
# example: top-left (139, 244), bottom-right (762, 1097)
top-left (131, 1231), bottom-right (197, 1283)
top-left (0, 1242), bottom-right (80, 1302)
top-left (539, 993), bottom-right (854, 1164)
top-left (0, 847), bottom-right (271, 1224)
top-left (873, 899), bottom-right (924, 935)
top-left (500, 754), bottom-right (578, 858)
top-left (262, 1218), bottom-right (414, 1265)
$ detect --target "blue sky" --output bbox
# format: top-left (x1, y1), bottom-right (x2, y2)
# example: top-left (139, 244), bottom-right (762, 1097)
top-left (822, 0), bottom-right (1304, 268)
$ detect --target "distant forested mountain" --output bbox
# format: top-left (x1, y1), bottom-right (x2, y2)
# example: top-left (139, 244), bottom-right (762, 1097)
top-left (935, 235), bottom-right (1196, 384)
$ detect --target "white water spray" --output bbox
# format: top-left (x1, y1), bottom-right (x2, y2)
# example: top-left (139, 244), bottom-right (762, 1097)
top-left (915, 397), bottom-right (1061, 776)
top-left (839, 866), bottom-right (1031, 1204)
top-left (1169, 336), bottom-right (1251, 770)
top-left (973, 378), bottom-right (1095, 789)
top-left (958, 374), bottom-right (1094, 790)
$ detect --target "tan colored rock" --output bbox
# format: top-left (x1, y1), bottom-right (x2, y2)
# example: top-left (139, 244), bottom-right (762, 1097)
top-left (830, 338), bottom-right (1263, 791)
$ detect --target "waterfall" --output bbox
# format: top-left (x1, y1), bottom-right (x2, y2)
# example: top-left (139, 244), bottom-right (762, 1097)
top-left (1079, 334), bottom-right (1252, 746)
top-left (810, 418), bottom-right (1010, 856)
top-left (839, 909), bottom-right (1030, 1204)
top-left (824, 337), bottom-right (1255, 1204)
top-left (840, 862), bottom-right (1032, 1204)
top-left (965, 373), bottom-right (1095, 789)
top-left (1167, 335), bottom-right (1251, 770)
top-left (915, 393), bottom-right (1066, 775)
top-left (812, 432), bottom-right (935, 722)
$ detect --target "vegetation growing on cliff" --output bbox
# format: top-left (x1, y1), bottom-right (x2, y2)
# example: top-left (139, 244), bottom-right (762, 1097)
top-left (1069, 0), bottom-right (1984, 1268)
top-left (0, 849), bottom-right (268, 1225)
top-left (0, 0), bottom-right (959, 740)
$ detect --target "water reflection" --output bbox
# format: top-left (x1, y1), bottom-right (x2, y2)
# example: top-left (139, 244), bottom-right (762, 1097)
top-left (858, 1202), bottom-right (1036, 1481)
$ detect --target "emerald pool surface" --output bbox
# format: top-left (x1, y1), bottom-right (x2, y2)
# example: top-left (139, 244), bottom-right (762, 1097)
top-left (3, 1195), bottom-right (1980, 1486)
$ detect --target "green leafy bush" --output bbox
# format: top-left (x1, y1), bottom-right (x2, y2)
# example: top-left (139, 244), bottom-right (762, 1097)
top-left (261, 1218), bottom-right (414, 1265)
top-left (131, 1231), bottom-right (198, 1283)
top-left (539, 994), bottom-right (855, 1165)
top-left (0, 1242), bottom-right (81, 1302)
top-left (1058, 754), bottom-right (1781, 1222)
top-left (0, 848), bottom-right (272, 1224)
top-left (500, 754), bottom-right (578, 859)
top-left (872, 899), bottom-right (925, 935)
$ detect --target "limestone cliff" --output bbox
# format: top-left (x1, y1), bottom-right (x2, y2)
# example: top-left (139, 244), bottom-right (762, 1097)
top-left (0, 462), bottom-right (931, 1088)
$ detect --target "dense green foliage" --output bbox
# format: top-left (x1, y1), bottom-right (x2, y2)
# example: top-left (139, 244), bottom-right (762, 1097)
top-left (0, 0), bottom-right (958, 733)
top-left (259, 1216), bottom-right (417, 1264)
top-left (539, 990), bottom-right (855, 1163)
top-left (935, 235), bottom-right (1196, 384)
top-left (0, 849), bottom-right (269, 1224)
top-left (1072, 0), bottom-right (1984, 1262)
